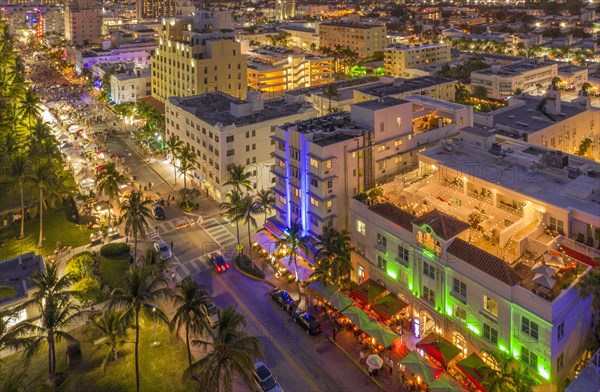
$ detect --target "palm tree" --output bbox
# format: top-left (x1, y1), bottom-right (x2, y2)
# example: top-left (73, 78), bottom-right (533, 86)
top-left (165, 134), bottom-right (183, 184)
top-left (224, 163), bottom-right (252, 193)
top-left (472, 85), bottom-right (488, 100)
top-left (19, 87), bottom-right (41, 129)
top-left (479, 350), bottom-right (539, 392)
top-left (86, 309), bottom-right (128, 372)
top-left (185, 305), bottom-right (263, 392)
top-left (177, 144), bottom-right (198, 193)
top-left (171, 277), bottom-right (211, 367)
top-left (27, 161), bottom-right (57, 248)
top-left (239, 194), bottom-right (260, 261)
top-left (109, 265), bottom-right (170, 392)
top-left (220, 189), bottom-right (244, 254)
top-left (312, 228), bottom-right (354, 288)
top-left (119, 190), bottom-right (154, 262)
top-left (255, 189), bottom-right (275, 222)
top-left (0, 307), bottom-right (31, 357)
top-left (276, 222), bottom-right (309, 308)
top-left (8, 154), bottom-right (30, 239)
top-left (96, 162), bottom-right (127, 228)
top-left (22, 262), bottom-right (81, 381)
top-left (322, 83), bottom-right (340, 113)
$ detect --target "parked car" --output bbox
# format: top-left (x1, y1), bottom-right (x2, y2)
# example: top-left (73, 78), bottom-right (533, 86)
top-left (153, 240), bottom-right (172, 261)
top-left (293, 311), bottom-right (322, 335)
top-left (200, 303), bottom-right (219, 329)
top-left (152, 204), bottom-right (166, 220)
top-left (270, 288), bottom-right (294, 309)
top-left (254, 361), bottom-right (283, 392)
top-left (209, 253), bottom-right (230, 273)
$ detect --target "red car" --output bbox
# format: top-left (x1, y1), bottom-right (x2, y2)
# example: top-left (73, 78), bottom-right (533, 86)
top-left (209, 253), bottom-right (230, 273)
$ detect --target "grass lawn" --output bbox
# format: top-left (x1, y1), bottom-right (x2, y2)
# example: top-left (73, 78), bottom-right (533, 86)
top-left (0, 315), bottom-right (195, 392)
top-left (0, 210), bottom-right (96, 260)
top-left (98, 255), bottom-right (130, 290)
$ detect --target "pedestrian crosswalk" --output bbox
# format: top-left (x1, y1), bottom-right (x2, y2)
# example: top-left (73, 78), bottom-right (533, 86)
top-left (173, 253), bottom-right (214, 280)
top-left (200, 217), bottom-right (238, 250)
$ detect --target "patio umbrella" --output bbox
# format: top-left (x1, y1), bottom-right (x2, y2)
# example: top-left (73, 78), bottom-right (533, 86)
top-left (532, 273), bottom-right (556, 289)
top-left (400, 351), bottom-right (440, 384)
top-left (341, 306), bottom-right (372, 330)
top-left (328, 292), bottom-right (353, 311)
top-left (362, 320), bottom-right (400, 348)
top-left (306, 280), bottom-right (338, 299)
top-left (416, 333), bottom-right (461, 367)
top-left (455, 353), bottom-right (490, 392)
top-left (366, 354), bottom-right (384, 372)
top-left (543, 252), bottom-right (566, 268)
top-left (371, 293), bottom-right (408, 321)
top-left (531, 262), bottom-right (555, 277)
top-left (429, 373), bottom-right (466, 392)
top-left (350, 279), bottom-right (386, 304)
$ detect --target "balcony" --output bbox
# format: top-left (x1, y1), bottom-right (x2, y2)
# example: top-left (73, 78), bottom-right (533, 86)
top-left (374, 243), bottom-right (387, 253)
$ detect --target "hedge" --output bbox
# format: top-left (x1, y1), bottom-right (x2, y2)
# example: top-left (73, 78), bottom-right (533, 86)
top-left (100, 242), bottom-right (130, 258)
top-left (72, 276), bottom-right (103, 303)
top-left (66, 252), bottom-right (95, 280)
top-left (235, 255), bottom-right (265, 279)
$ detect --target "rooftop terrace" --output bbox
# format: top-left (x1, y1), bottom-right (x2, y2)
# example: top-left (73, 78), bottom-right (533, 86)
top-left (0, 252), bottom-right (44, 306)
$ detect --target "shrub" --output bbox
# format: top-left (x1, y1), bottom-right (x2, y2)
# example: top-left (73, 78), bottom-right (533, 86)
top-left (66, 252), bottom-right (95, 280)
top-left (235, 255), bottom-right (265, 279)
top-left (72, 276), bottom-right (103, 303)
top-left (100, 242), bottom-right (130, 258)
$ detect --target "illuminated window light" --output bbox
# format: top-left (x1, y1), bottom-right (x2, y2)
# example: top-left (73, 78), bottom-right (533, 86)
top-left (538, 365), bottom-right (550, 380)
top-left (387, 269), bottom-right (397, 280)
top-left (467, 324), bottom-right (481, 336)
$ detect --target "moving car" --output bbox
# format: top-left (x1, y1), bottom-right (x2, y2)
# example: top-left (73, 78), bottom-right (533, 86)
top-left (153, 240), bottom-right (172, 261)
top-left (254, 361), bottom-right (283, 392)
top-left (200, 303), bottom-right (219, 329)
top-left (209, 253), bottom-right (230, 273)
top-left (270, 288), bottom-right (294, 308)
top-left (152, 204), bottom-right (166, 220)
top-left (293, 311), bottom-right (322, 335)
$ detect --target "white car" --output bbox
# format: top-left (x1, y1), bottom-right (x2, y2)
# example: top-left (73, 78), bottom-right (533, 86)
top-left (153, 241), bottom-right (172, 261)
top-left (254, 362), bottom-right (283, 392)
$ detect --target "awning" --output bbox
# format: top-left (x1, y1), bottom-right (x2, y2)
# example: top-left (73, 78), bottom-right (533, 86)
top-left (306, 280), bottom-right (338, 299)
top-left (416, 333), bottom-right (462, 367)
top-left (350, 279), bottom-right (386, 304)
top-left (455, 353), bottom-right (490, 392)
top-left (362, 320), bottom-right (400, 348)
top-left (306, 281), bottom-right (353, 310)
top-left (341, 306), bottom-right (372, 330)
top-left (371, 293), bottom-right (408, 321)
top-left (429, 373), bottom-right (467, 392)
top-left (400, 351), bottom-right (441, 384)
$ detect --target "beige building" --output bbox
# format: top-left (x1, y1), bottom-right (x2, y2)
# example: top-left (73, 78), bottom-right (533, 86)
top-left (349, 133), bottom-right (600, 391)
top-left (384, 43), bottom-right (451, 78)
top-left (151, 11), bottom-right (247, 102)
top-left (275, 0), bottom-right (295, 20)
top-left (64, 0), bottom-right (101, 45)
top-left (247, 46), bottom-right (334, 97)
top-left (165, 92), bottom-right (316, 201)
top-left (471, 59), bottom-right (558, 100)
top-left (318, 21), bottom-right (387, 58)
top-left (280, 24), bottom-right (319, 50)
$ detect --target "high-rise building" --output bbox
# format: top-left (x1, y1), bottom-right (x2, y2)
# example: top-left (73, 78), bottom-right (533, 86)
top-left (318, 21), bottom-right (387, 58)
top-left (152, 11), bottom-right (247, 102)
top-left (275, 0), bottom-right (296, 20)
top-left (64, 0), bottom-right (101, 45)
top-left (136, 0), bottom-right (194, 21)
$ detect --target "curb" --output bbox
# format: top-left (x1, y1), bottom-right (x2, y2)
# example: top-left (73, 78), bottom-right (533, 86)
top-left (232, 257), bottom-right (277, 287)
top-left (325, 334), bottom-right (387, 391)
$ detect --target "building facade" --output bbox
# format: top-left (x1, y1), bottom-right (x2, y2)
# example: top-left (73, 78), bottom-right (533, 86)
top-left (384, 43), bottom-right (452, 78)
top-left (275, 0), bottom-right (295, 20)
top-left (318, 21), bottom-right (387, 58)
top-left (151, 12), bottom-right (247, 102)
top-left (64, 0), bottom-right (101, 45)
top-left (165, 92), bottom-right (316, 202)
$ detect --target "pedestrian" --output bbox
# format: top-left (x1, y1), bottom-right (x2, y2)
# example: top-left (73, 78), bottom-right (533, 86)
top-left (170, 240), bottom-right (174, 251)
top-left (359, 349), bottom-right (367, 365)
top-left (170, 271), bottom-right (175, 282)
top-left (387, 357), bottom-right (394, 375)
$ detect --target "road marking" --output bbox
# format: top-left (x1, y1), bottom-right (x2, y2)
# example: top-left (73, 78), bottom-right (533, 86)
top-left (214, 273), bottom-right (320, 392)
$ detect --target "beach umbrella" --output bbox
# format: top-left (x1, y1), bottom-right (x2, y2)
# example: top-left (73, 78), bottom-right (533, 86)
top-left (366, 354), bottom-right (384, 372)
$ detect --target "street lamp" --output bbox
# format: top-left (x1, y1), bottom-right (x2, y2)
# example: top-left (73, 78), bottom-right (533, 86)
top-left (151, 304), bottom-right (160, 347)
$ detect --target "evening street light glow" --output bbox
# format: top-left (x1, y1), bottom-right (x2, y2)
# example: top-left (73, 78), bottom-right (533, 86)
top-left (538, 365), bottom-right (550, 380)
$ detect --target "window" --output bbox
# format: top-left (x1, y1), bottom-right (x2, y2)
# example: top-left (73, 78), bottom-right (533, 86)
top-left (226, 149), bottom-right (235, 156)
top-left (377, 255), bottom-right (386, 270)
top-left (423, 262), bottom-right (435, 279)
top-left (310, 178), bottom-right (318, 187)
top-left (549, 217), bottom-right (564, 233)
top-left (396, 116), bottom-right (402, 127)
top-left (521, 317), bottom-right (539, 340)
top-left (278, 195), bottom-right (286, 205)
top-left (453, 278), bottom-right (467, 298)
top-left (483, 324), bottom-right (498, 344)
top-left (557, 353), bottom-right (564, 372)
top-left (356, 220), bottom-right (366, 235)
top-left (483, 295), bottom-right (498, 317)
top-left (310, 158), bottom-right (318, 168)
top-left (310, 197), bottom-right (319, 207)
top-left (294, 188), bottom-right (300, 197)
top-left (557, 321), bottom-right (565, 341)
top-left (395, 139), bottom-right (403, 147)
top-left (454, 305), bottom-right (466, 322)
top-left (226, 135), bottom-right (234, 143)
top-left (521, 347), bottom-right (538, 368)
top-left (356, 242), bottom-right (365, 256)
top-left (423, 286), bottom-right (435, 304)
top-left (326, 200), bottom-right (333, 208)
top-left (398, 246), bottom-right (409, 262)
top-left (377, 233), bottom-right (387, 249)
top-left (325, 160), bottom-right (333, 169)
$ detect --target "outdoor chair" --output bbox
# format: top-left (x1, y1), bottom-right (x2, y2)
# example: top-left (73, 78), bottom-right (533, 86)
top-left (575, 233), bottom-right (585, 243)
top-left (585, 237), bottom-right (594, 247)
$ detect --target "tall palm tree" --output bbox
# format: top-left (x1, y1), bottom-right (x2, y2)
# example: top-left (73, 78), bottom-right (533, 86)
top-left (224, 163), bottom-right (252, 193)
top-left (27, 161), bottom-right (57, 248)
top-left (19, 87), bottom-right (41, 129)
top-left (171, 277), bottom-right (211, 367)
top-left (239, 194), bottom-right (260, 261)
top-left (96, 162), bottom-right (127, 228)
top-left (255, 188), bottom-right (275, 222)
top-left (164, 134), bottom-right (183, 184)
top-left (220, 189), bottom-right (244, 254)
top-left (276, 222), bottom-right (309, 307)
top-left (312, 228), bottom-right (354, 288)
top-left (178, 145), bottom-right (199, 205)
top-left (22, 263), bottom-right (81, 381)
top-left (109, 266), bottom-right (170, 392)
top-left (322, 83), bottom-right (340, 113)
top-left (86, 309), bottom-right (129, 372)
top-left (185, 305), bottom-right (263, 392)
top-left (8, 154), bottom-right (30, 239)
top-left (0, 307), bottom-right (31, 357)
top-left (119, 190), bottom-right (154, 262)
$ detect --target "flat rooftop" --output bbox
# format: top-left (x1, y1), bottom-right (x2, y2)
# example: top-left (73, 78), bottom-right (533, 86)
top-left (281, 24), bottom-right (316, 33)
top-left (285, 112), bottom-right (363, 146)
top-left (0, 252), bottom-right (44, 306)
top-left (474, 59), bottom-right (555, 76)
top-left (319, 21), bottom-right (382, 29)
top-left (335, 76), bottom-right (454, 100)
top-left (171, 92), bottom-right (308, 127)
top-left (353, 96), bottom-right (408, 110)
top-left (285, 76), bottom-right (379, 97)
top-left (386, 43), bottom-right (449, 51)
